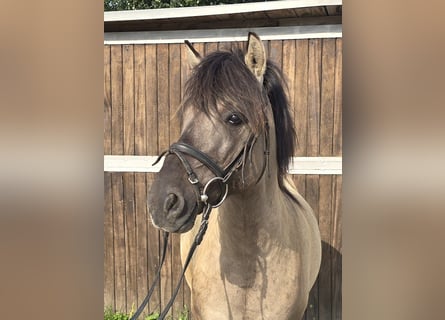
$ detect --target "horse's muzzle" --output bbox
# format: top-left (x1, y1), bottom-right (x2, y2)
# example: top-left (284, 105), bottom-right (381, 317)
top-left (148, 179), bottom-right (198, 233)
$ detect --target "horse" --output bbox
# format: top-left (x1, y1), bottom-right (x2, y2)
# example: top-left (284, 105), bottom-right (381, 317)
top-left (147, 33), bottom-right (321, 319)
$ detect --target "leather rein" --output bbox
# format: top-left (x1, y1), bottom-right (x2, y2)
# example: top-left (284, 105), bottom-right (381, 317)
top-left (131, 124), bottom-right (269, 320)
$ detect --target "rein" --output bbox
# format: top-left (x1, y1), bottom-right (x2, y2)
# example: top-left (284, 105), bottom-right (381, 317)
top-left (132, 125), bottom-right (269, 320)
top-left (130, 204), bottom-right (212, 320)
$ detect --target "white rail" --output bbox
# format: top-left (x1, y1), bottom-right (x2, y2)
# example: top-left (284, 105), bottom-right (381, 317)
top-left (104, 155), bottom-right (342, 175)
top-left (104, 24), bottom-right (342, 44)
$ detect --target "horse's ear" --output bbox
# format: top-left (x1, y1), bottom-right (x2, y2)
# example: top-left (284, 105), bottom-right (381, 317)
top-left (185, 40), bottom-right (202, 69)
top-left (245, 32), bottom-right (266, 83)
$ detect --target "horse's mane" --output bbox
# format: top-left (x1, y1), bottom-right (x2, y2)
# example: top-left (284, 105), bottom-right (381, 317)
top-left (182, 49), bottom-right (297, 199)
top-left (262, 61), bottom-right (296, 177)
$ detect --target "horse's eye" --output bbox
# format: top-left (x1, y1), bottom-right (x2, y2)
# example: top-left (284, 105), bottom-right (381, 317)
top-left (226, 113), bottom-right (243, 126)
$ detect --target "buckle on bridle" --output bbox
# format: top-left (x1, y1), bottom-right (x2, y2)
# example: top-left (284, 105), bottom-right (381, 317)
top-left (188, 173), bottom-right (199, 184)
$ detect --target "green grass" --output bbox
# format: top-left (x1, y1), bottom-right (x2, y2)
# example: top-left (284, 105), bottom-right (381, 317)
top-left (104, 305), bottom-right (189, 320)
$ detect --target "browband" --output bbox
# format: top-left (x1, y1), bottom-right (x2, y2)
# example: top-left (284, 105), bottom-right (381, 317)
top-left (169, 142), bottom-right (225, 177)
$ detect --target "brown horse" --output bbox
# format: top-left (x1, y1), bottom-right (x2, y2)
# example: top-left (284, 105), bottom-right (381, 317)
top-left (148, 33), bottom-right (321, 319)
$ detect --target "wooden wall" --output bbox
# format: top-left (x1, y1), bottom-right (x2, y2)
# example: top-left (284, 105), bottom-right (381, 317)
top-left (104, 38), bottom-right (342, 319)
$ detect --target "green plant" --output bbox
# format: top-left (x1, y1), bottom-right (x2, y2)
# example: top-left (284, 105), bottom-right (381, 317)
top-left (104, 306), bottom-right (130, 320)
top-left (104, 306), bottom-right (188, 320)
top-left (176, 305), bottom-right (189, 320)
top-left (144, 312), bottom-right (160, 320)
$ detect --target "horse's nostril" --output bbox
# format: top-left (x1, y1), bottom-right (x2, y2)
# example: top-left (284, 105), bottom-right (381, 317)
top-left (164, 193), bottom-right (178, 212)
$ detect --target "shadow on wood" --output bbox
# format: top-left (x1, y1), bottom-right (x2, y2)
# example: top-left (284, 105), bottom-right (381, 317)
top-left (303, 240), bottom-right (342, 320)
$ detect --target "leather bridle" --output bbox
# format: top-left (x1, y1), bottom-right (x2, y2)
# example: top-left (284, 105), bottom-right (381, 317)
top-left (161, 141), bottom-right (242, 211)
top-left (131, 124), bottom-right (270, 320)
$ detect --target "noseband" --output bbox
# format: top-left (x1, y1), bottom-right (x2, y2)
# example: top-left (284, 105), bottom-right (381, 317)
top-left (167, 141), bottom-right (243, 208)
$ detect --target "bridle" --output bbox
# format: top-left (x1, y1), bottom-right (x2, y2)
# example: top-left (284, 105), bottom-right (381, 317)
top-left (164, 140), bottom-right (243, 211)
top-left (131, 123), bottom-right (269, 320)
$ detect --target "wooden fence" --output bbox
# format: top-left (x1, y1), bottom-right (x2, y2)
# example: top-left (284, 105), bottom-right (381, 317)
top-left (104, 37), bottom-right (342, 319)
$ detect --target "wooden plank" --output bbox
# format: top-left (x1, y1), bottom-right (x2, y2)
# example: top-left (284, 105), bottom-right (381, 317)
top-left (319, 39), bottom-right (339, 319)
top-left (282, 39), bottom-right (296, 120)
top-left (135, 171), bottom-right (149, 313)
top-left (124, 172), bottom-right (137, 314)
top-left (291, 175), bottom-right (306, 200)
top-left (144, 44), bottom-right (160, 314)
top-left (157, 44), bottom-right (170, 151)
top-left (169, 43), bottom-right (182, 144)
top-left (133, 45), bottom-right (149, 313)
top-left (104, 172), bottom-right (114, 310)
top-left (303, 291), bottom-right (318, 320)
top-left (146, 174), bottom-right (161, 314)
top-left (320, 38), bottom-right (336, 156)
top-left (331, 175), bottom-right (342, 319)
top-left (204, 42), bottom-right (218, 55)
top-left (160, 231), bottom-right (173, 317)
top-left (307, 38), bottom-right (321, 157)
top-left (331, 40), bottom-right (342, 319)
top-left (122, 45), bottom-right (137, 313)
top-left (183, 274), bottom-right (192, 315)
top-left (293, 39), bottom-right (309, 196)
top-left (180, 41), bottom-right (190, 99)
top-left (333, 38), bottom-right (342, 156)
top-left (104, 46), bottom-right (114, 310)
top-left (268, 39), bottom-right (283, 68)
top-left (110, 45), bottom-right (126, 312)
top-left (218, 41), bottom-right (233, 52)
top-left (294, 39), bottom-right (309, 157)
top-left (145, 44), bottom-right (158, 156)
top-left (111, 45), bottom-right (124, 156)
top-left (104, 46), bottom-right (112, 155)
top-left (318, 175), bottom-right (333, 319)
top-left (304, 174), bottom-right (320, 320)
top-left (134, 45), bottom-right (147, 156)
top-left (123, 45), bottom-right (135, 156)
top-left (170, 234), bottom-right (183, 317)
top-left (112, 172), bottom-right (126, 312)
top-left (193, 42), bottom-right (205, 57)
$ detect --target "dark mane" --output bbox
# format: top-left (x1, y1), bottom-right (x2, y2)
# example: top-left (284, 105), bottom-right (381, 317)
top-left (182, 48), bottom-right (296, 196)
top-left (263, 60), bottom-right (297, 177)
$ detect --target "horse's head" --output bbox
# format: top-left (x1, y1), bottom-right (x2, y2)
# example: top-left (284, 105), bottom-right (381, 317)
top-left (148, 33), bottom-right (292, 233)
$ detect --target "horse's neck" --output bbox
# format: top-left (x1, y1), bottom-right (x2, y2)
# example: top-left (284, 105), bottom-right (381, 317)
top-left (217, 174), bottom-right (287, 252)
top-left (210, 173), bottom-right (292, 290)
top-left (217, 122), bottom-right (287, 252)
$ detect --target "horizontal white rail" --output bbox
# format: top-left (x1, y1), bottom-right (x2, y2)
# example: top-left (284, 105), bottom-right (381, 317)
top-left (288, 157), bottom-right (342, 175)
top-left (104, 24), bottom-right (342, 44)
top-left (104, 155), bottom-right (342, 175)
